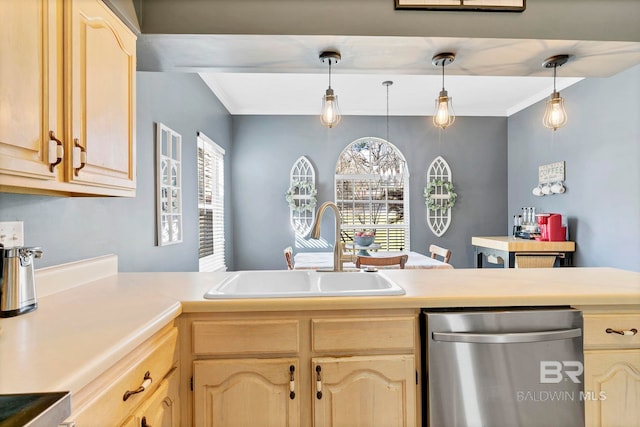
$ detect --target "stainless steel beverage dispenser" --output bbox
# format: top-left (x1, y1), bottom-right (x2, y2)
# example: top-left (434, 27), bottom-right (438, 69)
top-left (0, 244), bottom-right (43, 317)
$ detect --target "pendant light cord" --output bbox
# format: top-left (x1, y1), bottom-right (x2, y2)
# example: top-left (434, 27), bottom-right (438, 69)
top-left (328, 60), bottom-right (332, 89)
top-left (386, 83), bottom-right (390, 141)
top-left (441, 62), bottom-right (445, 91)
top-left (553, 64), bottom-right (557, 92)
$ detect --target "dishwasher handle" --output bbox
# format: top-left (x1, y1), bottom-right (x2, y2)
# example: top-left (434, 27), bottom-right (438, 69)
top-left (432, 328), bottom-right (581, 344)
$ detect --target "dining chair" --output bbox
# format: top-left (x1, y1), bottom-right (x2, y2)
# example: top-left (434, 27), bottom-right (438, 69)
top-left (429, 244), bottom-right (452, 264)
top-left (340, 242), bottom-right (357, 263)
top-left (284, 246), bottom-right (294, 270)
top-left (356, 254), bottom-right (409, 269)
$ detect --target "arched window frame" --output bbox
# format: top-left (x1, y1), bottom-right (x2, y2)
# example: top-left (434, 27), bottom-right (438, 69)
top-left (334, 137), bottom-right (410, 251)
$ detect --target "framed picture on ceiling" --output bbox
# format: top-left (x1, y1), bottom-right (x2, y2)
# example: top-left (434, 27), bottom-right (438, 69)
top-left (395, 0), bottom-right (525, 12)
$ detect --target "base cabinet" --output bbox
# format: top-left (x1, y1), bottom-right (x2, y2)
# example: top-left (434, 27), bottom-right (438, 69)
top-left (584, 350), bottom-right (640, 427)
top-left (313, 355), bottom-right (416, 427)
top-left (193, 358), bottom-right (300, 427)
top-left (582, 310), bottom-right (640, 427)
top-left (186, 311), bottom-right (419, 427)
top-left (66, 326), bottom-right (179, 426)
top-left (122, 367), bottom-right (181, 427)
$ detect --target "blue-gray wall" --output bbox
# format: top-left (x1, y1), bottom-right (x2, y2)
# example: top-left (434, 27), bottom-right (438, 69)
top-left (0, 72), bottom-right (233, 271)
top-left (2, 66), bottom-right (638, 272)
top-left (231, 115), bottom-right (508, 270)
top-left (508, 65), bottom-right (640, 272)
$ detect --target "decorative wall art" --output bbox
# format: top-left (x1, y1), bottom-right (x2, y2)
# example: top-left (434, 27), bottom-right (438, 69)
top-left (156, 123), bottom-right (183, 246)
top-left (425, 156), bottom-right (456, 237)
top-left (395, 0), bottom-right (525, 12)
top-left (532, 161), bottom-right (566, 196)
top-left (286, 156), bottom-right (317, 236)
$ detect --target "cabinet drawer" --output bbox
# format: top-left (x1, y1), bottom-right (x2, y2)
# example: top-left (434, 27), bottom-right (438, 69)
top-left (192, 320), bottom-right (299, 355)
top-left (583, 313), bottom-right (640, 349)
top-left (312, 317), bottom-right (415, 352)
top-left (70, 327), bottom-right (178, 426)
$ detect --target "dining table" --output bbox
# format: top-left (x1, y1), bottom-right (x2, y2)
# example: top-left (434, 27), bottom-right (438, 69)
top-left (293, 251), bottom-right (453, 270)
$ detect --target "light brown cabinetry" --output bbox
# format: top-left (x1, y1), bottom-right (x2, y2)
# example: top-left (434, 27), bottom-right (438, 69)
top-left (313, 355), bottom-right (416, 427)
top-left (67, 325), bottom-right (180, 426)
top-left (582, 310), bottom-right (640, 427)
top-left (0, 0), bottom-right (136, 197)
top-left (122, 366), bottom-right (181, 427)
top-left (186, 311), bottom-right (419, 427)
top-left (194, 358), bottom-right (300, 427)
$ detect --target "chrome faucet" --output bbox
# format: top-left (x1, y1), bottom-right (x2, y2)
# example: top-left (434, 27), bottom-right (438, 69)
top-left (310, 201), bottom-right (344, 272)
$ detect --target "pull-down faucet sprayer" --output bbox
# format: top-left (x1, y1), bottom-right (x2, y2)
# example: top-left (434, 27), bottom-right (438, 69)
top-left (309, 201), bottom-right (344, 272)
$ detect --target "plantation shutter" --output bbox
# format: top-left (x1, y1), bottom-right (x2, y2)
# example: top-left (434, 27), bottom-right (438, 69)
top-left (197, 132), bottom-right (226, 272)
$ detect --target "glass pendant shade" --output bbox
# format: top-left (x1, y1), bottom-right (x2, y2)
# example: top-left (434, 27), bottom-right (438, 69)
top-left (543, 91), bottom-right (568, 131)
top-left (541, 54), bottom-right (571, 131)
top-left (433, 89), bottom-right (455, 129)
top-left (319, 51), bottom-right (341, 128)
top-left (321, 88), bottom-right (341, 128)
top-left (431, 52), bottom-right (456, 130)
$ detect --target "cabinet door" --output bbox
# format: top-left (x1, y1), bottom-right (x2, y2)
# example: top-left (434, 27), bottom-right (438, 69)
top-left (66, 0), bottom-right (136, 191)
top-left (584, 350), bottom-right (640, 427)
top-left (0, 0), bottom-right (59, 182)
top-left (123, 367), bottom-right (180, 427)
top-left (313, 355), bottom-right (417, 427)
top-left (193, 358), bottom-right (300, 427)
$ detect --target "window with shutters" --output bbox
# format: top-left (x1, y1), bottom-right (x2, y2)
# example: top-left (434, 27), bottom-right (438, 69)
top-left (335, 137), bottom-right (409, 251)
top-left (197, 132), bottom-right (226, 272)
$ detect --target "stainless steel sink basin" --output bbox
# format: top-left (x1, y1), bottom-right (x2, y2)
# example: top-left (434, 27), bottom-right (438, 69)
top-left (203, 270), bottom-right (405, 299)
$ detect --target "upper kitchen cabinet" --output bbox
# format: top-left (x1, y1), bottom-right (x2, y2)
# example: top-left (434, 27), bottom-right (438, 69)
top-left (0, 0), bottom-right (136, 197)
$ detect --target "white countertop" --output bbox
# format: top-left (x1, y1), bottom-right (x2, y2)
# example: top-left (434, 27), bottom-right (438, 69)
top-left (0, 255), bottom-right (638, 400)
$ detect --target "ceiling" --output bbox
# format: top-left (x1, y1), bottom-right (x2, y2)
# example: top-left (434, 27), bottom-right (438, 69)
top-left (138, 34), bottom-right (640, 117)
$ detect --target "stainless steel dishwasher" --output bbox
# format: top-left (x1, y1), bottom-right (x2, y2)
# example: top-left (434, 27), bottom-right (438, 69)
top-left (423, 307), bottom-right (584, 427)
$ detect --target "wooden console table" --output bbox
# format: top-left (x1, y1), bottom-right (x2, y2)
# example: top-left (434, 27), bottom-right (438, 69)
top-left (472, 236), bottom-right (575, 268)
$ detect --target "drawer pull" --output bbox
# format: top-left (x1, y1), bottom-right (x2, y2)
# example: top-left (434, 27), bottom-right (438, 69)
top-left (141, 416), bottom-right (151, 427)
top-left (123, 371), bottom-right (152, 401)
top-left (606, 328), bottom-right (638, 336)
top-left (315, 365), bottom-right (323, 400)
top-left (289, 365), bottom-right (295, 400)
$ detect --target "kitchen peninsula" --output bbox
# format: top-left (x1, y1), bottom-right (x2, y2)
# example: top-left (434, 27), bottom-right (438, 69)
top-left (0, 256), bottom-right (638, 426)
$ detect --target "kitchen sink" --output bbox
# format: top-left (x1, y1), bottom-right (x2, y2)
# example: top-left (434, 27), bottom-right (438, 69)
top-left (203, 270), bottom-right (405, 299)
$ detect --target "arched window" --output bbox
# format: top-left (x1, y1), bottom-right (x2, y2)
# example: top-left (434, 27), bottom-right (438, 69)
top-left (335, 137), bottom-right (409, 251)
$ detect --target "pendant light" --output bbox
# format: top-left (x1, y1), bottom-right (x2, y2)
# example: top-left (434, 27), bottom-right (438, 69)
top-left (542, 54), bottom-right (570, 131)
top-left (432, 52), bottom-right (456, 130)
top-left (319, 51), bottom-right (342, 128)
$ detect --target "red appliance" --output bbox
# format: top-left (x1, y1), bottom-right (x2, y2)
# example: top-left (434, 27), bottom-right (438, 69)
top-left (536, 213), bottom-right (566, 241)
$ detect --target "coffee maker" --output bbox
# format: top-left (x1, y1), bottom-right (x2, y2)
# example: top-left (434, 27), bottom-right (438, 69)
top-left (0, 245), bottom-right (43, 317)
top-left (536, 213), bottom-right (566, 242)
